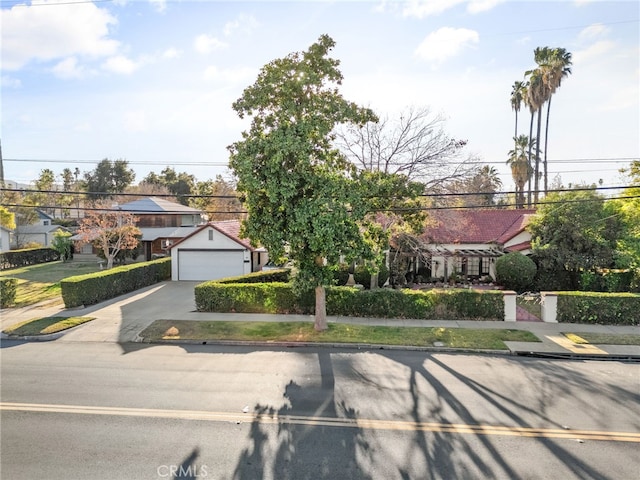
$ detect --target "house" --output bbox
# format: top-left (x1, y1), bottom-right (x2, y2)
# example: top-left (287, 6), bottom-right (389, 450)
top-left (169, 220), bottom-right (268, 281)
top-left (115, 197), bottom-right (207, 260)
top-left (397, 209), bottom-right (536, 281)
top-left (13, 210), bottom-right (70, 248)
top-left (0, 225), bottom-right (12, 252)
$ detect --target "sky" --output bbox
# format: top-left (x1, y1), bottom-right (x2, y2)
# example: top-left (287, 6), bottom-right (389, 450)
top-left (1, 0), bottom-right (639, 194)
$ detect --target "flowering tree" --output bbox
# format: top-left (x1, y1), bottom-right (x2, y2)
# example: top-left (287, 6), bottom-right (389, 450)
top-left (76, 206), bottom-right (141, 269)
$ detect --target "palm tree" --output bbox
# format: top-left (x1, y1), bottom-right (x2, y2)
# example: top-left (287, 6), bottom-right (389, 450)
top-left (510, 81), bottom-right (527, 138)
top-left (507, 135), bottom-right (532, 208)
top-left (539, 47), bottom-right (572, 194)
top-left (525, 65), bottom-right (547, 205)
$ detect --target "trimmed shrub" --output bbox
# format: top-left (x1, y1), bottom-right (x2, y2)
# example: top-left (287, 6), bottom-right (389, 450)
top-left (61, 257), bottom-right (171, 308)
top-left (0, 277), bottom-right (18, 308)
top-left (195, 282), bottom-right (504, 320)
top-left (495, 252), bottom-right (537, 292)
top-left (0, 248), bottom-right (59, 270)
top-left (556, 291), bottom-right (640, 325)
top-left (195, 282), bottom-right (313, 314)
top-left (214, 268), bottom-right (291, 284)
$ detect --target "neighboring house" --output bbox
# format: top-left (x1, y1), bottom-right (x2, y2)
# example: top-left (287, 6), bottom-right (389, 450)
top-left (14, 210), bottom-right (70, 248)
top-left (169, 220), bottom-right (268, 281)
top-left (0, 225), bottom-right (12, 252)
top-left (116, 197), bottom-right (207, 260)
top-left (403, 209), bottom-right (536, 281)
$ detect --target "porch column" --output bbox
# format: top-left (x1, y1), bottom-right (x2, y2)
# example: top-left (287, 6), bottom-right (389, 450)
top-left (541, 292), bottom-right (558, 323)
top-left (503, 291), bottom-right (517, 322)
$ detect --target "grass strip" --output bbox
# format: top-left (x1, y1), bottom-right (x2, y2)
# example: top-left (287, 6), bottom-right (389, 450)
top-left (563, 332), bottom-right (640, 346)
top-left (3, 316), bottom-right (96, 336)
top-left (141, 320), bottom-right (540, 350)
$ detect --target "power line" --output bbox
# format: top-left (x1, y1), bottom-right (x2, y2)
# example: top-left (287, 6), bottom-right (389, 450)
top-left (5, 193), bottom-right (639, 215)
top-left (4, 157), bottom-right (636, 166)
top-left (2, 184), bottom-right (638, 201)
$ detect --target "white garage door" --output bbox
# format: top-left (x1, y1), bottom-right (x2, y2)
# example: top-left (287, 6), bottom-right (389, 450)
top-left (178, 250), bottom-right (245, 281)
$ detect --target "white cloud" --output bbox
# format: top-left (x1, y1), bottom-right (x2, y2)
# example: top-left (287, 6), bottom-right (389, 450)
top-left (162, 48), bottom-right (181, 59)
top-left (401, 0), bottom-right (502, 18)
top-left (578, 23), bottom-right (609, 41)
top-left (415, 27), bottom-right (479, 63)
top-left (194, 34), bottom-right (228, 54)
top-left (403, 0), bottom-right (464, 18)
top-left (0, 0), bottom-right (119, 71)
top-left (148, 0), bottom-right (167, 13)
top-left (467, 0), bottom-right (506, 14)
top-left (573, 40), bottom-right (615, 64)
top-left (102, 55), bottom-right (138, 75)
top-left (52, 57), bottom-right (92, 79)
top-left (223, 14), bottom-right (260, 37)
top-left (1, 75), bottom-right (22, 88)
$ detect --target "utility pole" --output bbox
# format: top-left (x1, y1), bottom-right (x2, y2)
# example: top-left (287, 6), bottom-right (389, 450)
top-left (0, 139), bottom-right (4, 185)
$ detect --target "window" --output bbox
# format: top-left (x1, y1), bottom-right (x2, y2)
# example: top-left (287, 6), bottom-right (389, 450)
top-left (208, 229), bottom-right (214, 241)
top-left (481, 257), bottom-right (491, 275)
top-left (466, 257), bottom-right (480, 277)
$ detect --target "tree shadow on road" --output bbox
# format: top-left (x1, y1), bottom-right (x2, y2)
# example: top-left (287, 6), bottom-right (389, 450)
top-left (232, 350), bottom-right (372, 480)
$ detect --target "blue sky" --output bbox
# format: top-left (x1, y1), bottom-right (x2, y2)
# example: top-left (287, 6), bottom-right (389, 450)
top-left (1, 0), bottom-right (638, 192)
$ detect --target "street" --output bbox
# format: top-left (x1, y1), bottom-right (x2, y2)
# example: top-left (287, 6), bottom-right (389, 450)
top-left (1, 341), bottom-right (639, 479)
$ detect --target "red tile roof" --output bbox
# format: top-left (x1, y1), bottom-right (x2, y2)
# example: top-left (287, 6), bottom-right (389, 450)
top-left (211, 220), bottom-right (253, 250)
top-left (422, 209), bottom-right (535, 245)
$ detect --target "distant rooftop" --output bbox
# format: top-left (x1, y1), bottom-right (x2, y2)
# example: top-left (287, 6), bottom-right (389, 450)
top-left (117, 197), bottom-right (203, 214)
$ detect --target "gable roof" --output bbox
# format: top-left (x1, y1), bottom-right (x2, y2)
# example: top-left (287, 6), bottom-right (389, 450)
top-left (422, 209), bottom-right (535, 245)
top-left (117, 197), bottom-right (203, 215)
top-left (17, 224), bottom-right (70, 235)
top-left (35, 209), bottom-right (54, 221)
top-left (169, 220), bottom-right (256, 251)
top-left (137, 226), bottom-right (200, 242)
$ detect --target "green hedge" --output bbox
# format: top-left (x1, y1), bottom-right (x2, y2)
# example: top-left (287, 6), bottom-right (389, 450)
top-left (0, 278), bottom-right (18, 308)
top-left (556, 291), bottom-right (640, 325)
top-left (1, 248), bottom-right (59, 270)
top-left (61, 257), bottom-right (171, 308)
top-left (213, 268), bottom-right (291, 284)
top-left (195, 282), bottom-right (504, 320)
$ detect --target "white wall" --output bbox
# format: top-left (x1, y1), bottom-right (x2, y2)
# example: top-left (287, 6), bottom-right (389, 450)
top-left (171, 226), bottom-right (252, 281)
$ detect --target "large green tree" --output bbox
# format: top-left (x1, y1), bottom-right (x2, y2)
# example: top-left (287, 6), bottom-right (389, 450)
top-left (84, 159), bottom-right (135, 200)
top-left (143, 167), bottom-right (196, 205)
top-left (612, 161), bottom-right (640, 272)
top-left (528, 188), bottom-right (621, 289)
top-left (229, 35), bottom-right (391, 330)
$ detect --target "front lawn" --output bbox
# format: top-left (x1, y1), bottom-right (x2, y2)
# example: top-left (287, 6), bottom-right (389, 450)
top-left (0, 260), bottom-right (102, 307)
top-left (563, 332), bottom-right (640, 346)
top-left (140, 320), bottom-right (540, 350)
top-left (2, 316), bottom-right (95, 336)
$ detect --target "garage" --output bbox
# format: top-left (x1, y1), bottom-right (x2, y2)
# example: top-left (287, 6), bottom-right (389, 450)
top-left (169, 222), bottom-right (268, 282)
top-left (177, 249), bottom-right (245, 281)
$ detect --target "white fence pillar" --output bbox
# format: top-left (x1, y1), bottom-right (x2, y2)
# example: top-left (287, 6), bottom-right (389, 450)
top-left (503, 291), bottom-right (517, 322)
top-left (541, 292), bottom-right (558, 323)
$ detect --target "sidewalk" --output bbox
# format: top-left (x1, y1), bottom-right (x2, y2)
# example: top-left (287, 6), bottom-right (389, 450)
top-left (1, 281), bottom-right (639, 359)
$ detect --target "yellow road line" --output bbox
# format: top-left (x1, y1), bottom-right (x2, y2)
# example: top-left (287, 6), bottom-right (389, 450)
top-left (2, 402), bottom-right (639, 443)
top-left (545, 335), bottom-right (608, 355)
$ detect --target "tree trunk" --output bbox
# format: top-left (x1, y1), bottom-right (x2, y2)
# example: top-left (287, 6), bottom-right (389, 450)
top-left (543, 96), bottom-right (552, 195)
top-left (370, 272), bottom-right (379, 290)
top-left (106, 254), bottom-right (115, 269)
top-left (534, 106), bottom-right (543, 204)
top-left (314, 285), bottom-right (328, 331)
top-left (527, 113), bottom-right (535, 207)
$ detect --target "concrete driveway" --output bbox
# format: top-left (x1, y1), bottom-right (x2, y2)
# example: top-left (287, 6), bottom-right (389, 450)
top-left (58, 281), bottom-right (202, 343)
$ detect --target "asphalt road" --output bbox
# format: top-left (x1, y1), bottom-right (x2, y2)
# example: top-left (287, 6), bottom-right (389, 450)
top-left (1, 341), bottom-right (639, 480)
